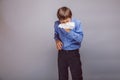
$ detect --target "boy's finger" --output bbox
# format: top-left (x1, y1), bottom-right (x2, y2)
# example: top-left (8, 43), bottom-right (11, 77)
top-left (59, 41), bottom-right (63, 45)
top-left (58, 44), bottom-right (62, 49)
top-left (58, 43), bottom-right (62, 50)
top-left (57, 46), bottom-right (61, 50)
top-left (56, 45), bottom-right (60, 50)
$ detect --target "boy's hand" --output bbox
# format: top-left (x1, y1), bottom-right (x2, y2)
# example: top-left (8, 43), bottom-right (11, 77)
top-left (55, 40), bottom-right (63, 50)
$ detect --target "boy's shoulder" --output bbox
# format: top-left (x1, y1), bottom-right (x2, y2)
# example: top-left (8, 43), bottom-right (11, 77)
top-left (72, 18), bottom-right (81, 24)
top-left (54, 20), bottom-right (60, 25)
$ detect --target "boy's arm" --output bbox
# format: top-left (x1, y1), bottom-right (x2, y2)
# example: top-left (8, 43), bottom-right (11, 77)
top-left (60, 21), bottom-right (83, 42)
top-left (54, 21), bottom-right (60, 40)
top-left (54, 21), bottom-right (63, 50)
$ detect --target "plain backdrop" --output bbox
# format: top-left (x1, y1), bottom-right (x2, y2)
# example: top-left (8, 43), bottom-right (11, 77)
top-left (0, 0), bottom-right (120, 80)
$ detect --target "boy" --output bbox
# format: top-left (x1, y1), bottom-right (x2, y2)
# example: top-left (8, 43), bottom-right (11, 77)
top-left (54, 6), bottom-right (83, 80)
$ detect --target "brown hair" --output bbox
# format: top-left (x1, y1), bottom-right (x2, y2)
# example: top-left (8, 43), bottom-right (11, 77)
top-left (57, 6), bottom-right (72, 20)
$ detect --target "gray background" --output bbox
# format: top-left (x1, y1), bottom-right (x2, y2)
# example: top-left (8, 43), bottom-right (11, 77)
top-left (0, 0), bottom-right (120, 80)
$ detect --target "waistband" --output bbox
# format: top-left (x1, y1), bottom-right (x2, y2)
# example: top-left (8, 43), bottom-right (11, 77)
top-left (59, 49), bottom-right (79, 53)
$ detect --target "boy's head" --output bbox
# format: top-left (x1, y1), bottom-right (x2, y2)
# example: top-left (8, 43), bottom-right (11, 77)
top-left (57, 6), bottom-right (72, 24)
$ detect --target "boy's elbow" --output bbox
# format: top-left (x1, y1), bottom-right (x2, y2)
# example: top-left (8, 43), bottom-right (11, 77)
top-left (76, 34), bottom-right (83, 42)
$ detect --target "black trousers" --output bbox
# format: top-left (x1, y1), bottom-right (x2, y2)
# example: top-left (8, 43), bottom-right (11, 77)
top-left (58, 49), bottom-right (83, 80)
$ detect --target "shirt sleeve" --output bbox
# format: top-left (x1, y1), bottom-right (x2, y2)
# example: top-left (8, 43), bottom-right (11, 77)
top-left (59, 20), bottom-right (83, 42)
top-left (54, 21), bottom-right (60, 40)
